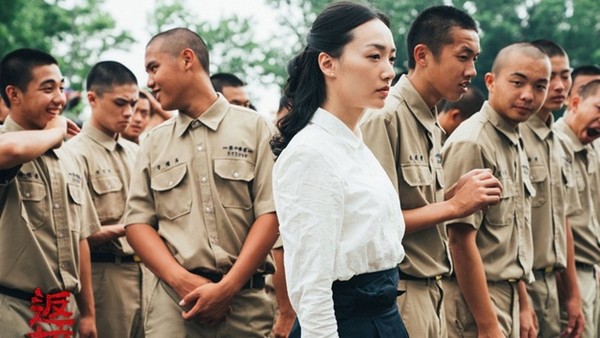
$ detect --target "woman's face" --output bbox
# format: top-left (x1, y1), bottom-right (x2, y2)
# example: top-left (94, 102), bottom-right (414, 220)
top-left (328, 19), bottom-right (396, 112)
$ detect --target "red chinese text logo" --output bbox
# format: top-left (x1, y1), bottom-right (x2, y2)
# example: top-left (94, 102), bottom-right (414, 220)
top-left (27, 288), bottom-right (74, 338)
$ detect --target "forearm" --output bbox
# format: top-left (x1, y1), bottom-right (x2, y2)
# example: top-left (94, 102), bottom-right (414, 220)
top-left (272, 247), bottom-right (295, 316)
top-left (76, 240), bottom-right (95, 318)
top-left (559, 220), bottom-right (581, 301)
top-left (517, 280), bottom-right (531, 312)
top-left (125, 223), bottom-right (190, 288)
top-left (221, 213), bottom-right (279, 292)
top-left (0, 129), bottom-right (64, 169)
top-left (402, 200), bottom-right (458, 234)
top-left (86, 224), bottom-right (125, 248)
top-left (449, 224), bottom-right (500, 331)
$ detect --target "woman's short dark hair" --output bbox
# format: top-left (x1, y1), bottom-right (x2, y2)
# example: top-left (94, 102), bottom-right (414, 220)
top-left (270, 1), bottom-right (388, 157)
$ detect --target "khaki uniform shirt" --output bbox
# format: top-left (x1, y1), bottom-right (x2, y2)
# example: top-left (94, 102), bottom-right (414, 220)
top-left (65, 123), bottom-right (138, 255)
top-left (554, 119), bottom-right (600, 265)
top-left (442, 102), bottom-right (534, 282)
top-left (521, 114), bottom-right (580, 270)
top-left (125, 95), bottom-right (275, 274)
top-left (0, 116), bottom-right (100, 293)
top-left (360, 75), bottom-right (450, 278)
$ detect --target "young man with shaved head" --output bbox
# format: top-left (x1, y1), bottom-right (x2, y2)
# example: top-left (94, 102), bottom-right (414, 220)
top-left (442, 43), bottom-right (551, 337)
top-left (520, 39), bottom-right (585, 338)
top-left (360, 6), bottom-right (502, 337)
top-left (555, 79), bottom-right (600, 338)
top-left (0, 48), bottom-right (100, 337)
top-left (124, 28), bottom-right (278, 337)
top-left (65, 61), bottom-right (143, 338)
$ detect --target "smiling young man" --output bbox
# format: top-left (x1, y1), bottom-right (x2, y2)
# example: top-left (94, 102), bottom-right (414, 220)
top-left (442, 42), bottom-right (550, 338)
top-left (121, 91), bottom-right (152, 144)
top-left (519, 39), bottom-right (585, 338)
top-left (0, 48), bottom-right (100, 337)
top-left (124, 27), bottom-right (278, 337)
top-left (64, 61), bottom-right (143, 338)
top-left (555, 79), bottom-right (600, 338)
top-left (359, 6), bottom-right (502, 337)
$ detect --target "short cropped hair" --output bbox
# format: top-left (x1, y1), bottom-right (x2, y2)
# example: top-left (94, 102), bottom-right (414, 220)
top-left (147, 27), bottom-right (210, 74)
top-left (406, 6), bottom-right (477, 69)
top-left (86, 61), bottom-right (138, 96)
top-left (0, 48), bottom-right (59, 107)
top-left (531, 39), bottom-right (567, 58)
top-left (579, 79), bottom-right (600, 100)
top-left (210, 72), bottom-right (245, 93)
top-left (441, 86), bottom-right (485, 119)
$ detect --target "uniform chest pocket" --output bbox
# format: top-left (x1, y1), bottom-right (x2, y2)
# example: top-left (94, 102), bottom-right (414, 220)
top-left (214, 158), bottom-right (254, 209)
top-left (401, 164), bottom-right (433, 187)
top-left (151, 164), bottom-right (191, 220)
top-left (485, 178), bottom-right (516, 227)
top-left (90, 175), bottom-right (124, 223)
top-left (18, 180), bottom-right (48, 230)
top-left (529, 165), bottom-right (547, 208)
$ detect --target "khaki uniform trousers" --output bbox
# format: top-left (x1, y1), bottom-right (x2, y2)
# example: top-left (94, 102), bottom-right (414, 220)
top-left (0, 292), bottom-right (80, 337)
top-left (144, 274), bottom-right (275, 338)
top-left (444, 278), bottom-right (519, 338)
top-left (561, 266), bottom-right (599, 338)
top-left (92, 260), bottom-right (144, 338)
top-left (397, 277), bottom-right (447, 337)
top-left (526, 269), bottom-right (560, 338)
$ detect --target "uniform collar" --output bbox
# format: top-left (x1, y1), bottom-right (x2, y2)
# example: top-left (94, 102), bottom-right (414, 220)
top-left (393, 75), bottom-right (438, 134)
top-left (2, 115), bottom-right (25, 132)
top-left (525, 113), bottom-right (553, 141)
top-left (81, 123), bottom-right (124, 151)
top-left (175, 94), bottom-right (229, 137)
top-left (555, 118), bottom-right (586, 152)
top-left (311, 108), bottom-right (362, 149)
top-left (480, 101), bottom-right (521, 146)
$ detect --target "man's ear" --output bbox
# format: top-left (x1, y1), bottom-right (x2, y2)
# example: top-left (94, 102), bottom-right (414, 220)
top-left (5, 85), bottom-right (21, 106)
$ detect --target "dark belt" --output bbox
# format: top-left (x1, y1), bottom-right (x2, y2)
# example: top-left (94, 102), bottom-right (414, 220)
top-left (575, 262), bottom-right (595, 271)
top-left (190, 269), bottom-right (265, 290)
top-left (90, 252), bottom-right (141, 264)
top-left (398, 269), bottom-right (442, 283)
top-left (0, 285), bottom-right (32, 301)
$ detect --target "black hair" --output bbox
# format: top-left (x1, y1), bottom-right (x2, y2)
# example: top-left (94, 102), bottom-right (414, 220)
top-left (86, 61), bottom-right (138, 96)
top-left (406, 6), bottom-right (477, 70)
top-left (531, 39), bottom-right (567, 58)
top-left (137, 91), bottom-right (154, 116)
top-left (0, 48), bottom-right (59, 108)
top-left (441, 85), bottom-right (485, 119)
top-left (147, 27), bottom-right (210, 74)
top-left (579, 79), bottom-right (600, 100)
top-left (210, 72), bottom-right (245, 93)
top-left (270, 1), bottom-right (388, 157)
top-left (570, 64), bottom-right (600, 96)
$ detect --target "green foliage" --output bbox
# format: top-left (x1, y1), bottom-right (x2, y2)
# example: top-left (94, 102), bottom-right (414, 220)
top-left (0, 0), bottom-right (133, 117)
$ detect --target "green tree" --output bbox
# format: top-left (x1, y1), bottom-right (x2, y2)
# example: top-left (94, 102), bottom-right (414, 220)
top-left (0, 0), bottom-right (133, 119)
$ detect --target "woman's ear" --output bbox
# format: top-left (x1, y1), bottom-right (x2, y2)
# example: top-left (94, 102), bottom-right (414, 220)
top-left (318, 52), bottom-right (336, 78)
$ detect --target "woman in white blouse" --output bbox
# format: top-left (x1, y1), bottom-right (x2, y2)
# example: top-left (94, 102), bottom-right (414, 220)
top-left (270, 2), bottom-right (407, 337)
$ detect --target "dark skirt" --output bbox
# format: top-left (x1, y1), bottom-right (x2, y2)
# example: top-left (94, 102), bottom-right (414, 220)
top-left (290, 267), bottom-right (409, 338)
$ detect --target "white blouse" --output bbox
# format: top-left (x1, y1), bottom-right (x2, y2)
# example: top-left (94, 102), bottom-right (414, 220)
top-left (273, 108), bottom-right (406, 337)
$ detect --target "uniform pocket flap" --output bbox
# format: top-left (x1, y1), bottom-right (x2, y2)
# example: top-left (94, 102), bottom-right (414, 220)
top-left (401, 164), bottom-right (433, 187)
top-left (68, 183), bottom-right (83, 205)
top-left (19, 181), bottom-right (47, 201)
top-left (151, 164), bottom-right (187, 192)
top-left (90, 175), bottom-right (123, 195)
top-left (529, 165), bottom-right (547, 183)
top-left (214, 159), bottom-right (254, 182)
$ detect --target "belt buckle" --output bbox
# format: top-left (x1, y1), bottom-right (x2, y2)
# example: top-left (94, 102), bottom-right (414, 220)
top-left (544, 266), bottom-right (553, 273)
top-left (435, 275), bottom-right (442, 281)
top-left (507, 278), bottom-right (518, 283)
top-left (133, 255), bottom-right (141, 263)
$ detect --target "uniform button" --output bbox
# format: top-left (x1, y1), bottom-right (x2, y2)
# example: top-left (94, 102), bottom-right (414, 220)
top-left (168, 180), bottom-right (173, 186)
top-left (233, 171), bottom-right (240, 178)
top-left (54, 203), bottom-right (60, 209)
top-left (205, 207), bottom-right (212, 213)
top-left (201, 177), bottom-right (207, 183)
top-left (210, 236), bottom-right (217, 242)
top-left (197, 145), bottom-right (204, 151)
top-left (108, 184), bottom-right (112, 189)
top-left (57, 232), bottom-right (64, 238)
top-left (50, 173), bottom-right (55, 178)
top-left (60, 263), bottom-right (66, 269)
top-left (25, 192), bottom-right (31, 197)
